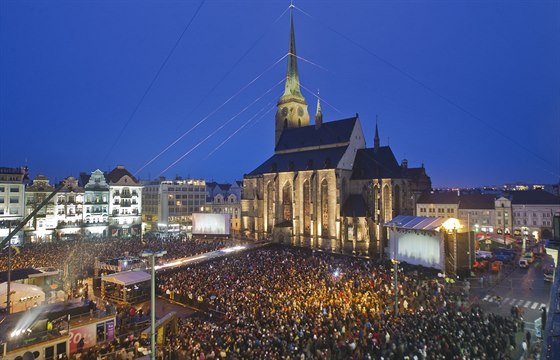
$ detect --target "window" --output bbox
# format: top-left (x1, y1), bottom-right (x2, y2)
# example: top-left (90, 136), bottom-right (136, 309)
top-left (10, 187), bottom-right (19, 192)
top-left (497, 219), bottom-right (501, 225)
top-left (0, 186), bottom-right (4, 192)
top-left (9, 196), bottom-right (18, 204)
top-left (0, 198), bottom-right (3, 204)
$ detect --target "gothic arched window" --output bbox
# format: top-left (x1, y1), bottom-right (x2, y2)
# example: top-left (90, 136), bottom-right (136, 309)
top-left (321, 179), bottom-right (329, 236)
top-left (282, 182), bottom-right (293, 223)
top-left (303, 180), bottom-right (311, 235)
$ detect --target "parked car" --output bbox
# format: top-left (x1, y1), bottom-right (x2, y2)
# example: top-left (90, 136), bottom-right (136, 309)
top-left (543, 265), bottom-right (555, 282)
top-left (518, 258), bottom-right (529, 269)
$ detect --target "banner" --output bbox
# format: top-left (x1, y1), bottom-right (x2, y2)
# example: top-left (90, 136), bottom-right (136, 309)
top-left (69, 323), bottom-right (96, 353)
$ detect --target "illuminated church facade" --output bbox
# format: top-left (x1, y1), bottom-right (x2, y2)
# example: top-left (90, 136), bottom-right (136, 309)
top-left (242, 12), bottom-right (431, 255)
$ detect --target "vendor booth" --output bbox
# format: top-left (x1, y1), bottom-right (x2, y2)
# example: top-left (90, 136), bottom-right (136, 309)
top-left (101, 271), bottom-right (150, 304)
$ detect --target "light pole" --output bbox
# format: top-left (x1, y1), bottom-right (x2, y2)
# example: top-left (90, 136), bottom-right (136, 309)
top-left (141, 250), bottom-right (167, 360)
top-left (6, 220), bottom-right (12, 315)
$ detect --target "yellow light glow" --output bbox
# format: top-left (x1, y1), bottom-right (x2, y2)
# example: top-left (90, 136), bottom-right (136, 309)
top-left (442, 218), bottom-right (461, 232)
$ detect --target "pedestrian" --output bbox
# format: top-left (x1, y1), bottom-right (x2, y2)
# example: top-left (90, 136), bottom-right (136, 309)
top-left (525, 330), bottom-right (531, 349)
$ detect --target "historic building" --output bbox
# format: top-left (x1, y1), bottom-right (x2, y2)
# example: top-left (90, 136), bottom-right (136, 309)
top-left (82, 169), bottom-right (110, 237)
top-left (0, 166), bottom-right (28, 244)
top-left (23, 175), bottom-right (57, 242)
top-left (142, 177), bottom-right (206, 233)
top-left (54, 176), bottom-right (84, 240)
top-left (106, 165), bottom-right (142, 237)
top-left (205, 181), bottom-right (242, 236)
top-left (241, 12), bottom-right (431, 255)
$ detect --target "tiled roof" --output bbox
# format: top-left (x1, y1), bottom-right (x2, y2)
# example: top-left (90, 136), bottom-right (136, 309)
top-left (351, 147), bottom-right (403, 180)
top-left (275, 116), bottom-right (357, 152)
top-left (509, 190), bottom-right (560, 205)
top-left (247, 147), bottom-right (348, 176)
top-left (459, 194), bottom-right (495, 209)
top-left (106, 166), bottom-right (139, 184)
top-left (417, 191), bottom-right (459, 204)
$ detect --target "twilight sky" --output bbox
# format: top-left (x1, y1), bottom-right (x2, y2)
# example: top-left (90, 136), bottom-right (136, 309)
top-left (1, 0), bottom-right (559, 188)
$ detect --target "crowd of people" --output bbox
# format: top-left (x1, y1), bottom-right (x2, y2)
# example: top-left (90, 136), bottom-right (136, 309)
top-left (158, 247), bottom-right (521, 359)
top-left (0, 235), bottom-right (232, 275)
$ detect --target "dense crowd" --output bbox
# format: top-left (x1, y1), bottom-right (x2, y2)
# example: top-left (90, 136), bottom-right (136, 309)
top-left (0, 236), bottom-right (232, 274)
top-left (158, 247), bottom-right (519, 359)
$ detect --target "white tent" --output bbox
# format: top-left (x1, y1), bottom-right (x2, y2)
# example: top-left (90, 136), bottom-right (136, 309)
top-left (102, 270), bottom-right (150, 286)
top-left (0, 282), bottom-right (46, 313)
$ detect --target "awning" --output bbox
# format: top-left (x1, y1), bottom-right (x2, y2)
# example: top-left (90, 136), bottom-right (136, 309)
top-left (102, 271), bottom-right (150, 286)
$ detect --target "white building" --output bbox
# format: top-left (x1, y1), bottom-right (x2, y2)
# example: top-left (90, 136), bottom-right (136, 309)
top-left (142, 178), bottom-right (206, 233)
top-left (510, 190), bottom-right (560, 240)
top-left (0, 166), bottom-right (28, 244)
top-left (205, 181), bottom-right (242, 235)
top-left (107, 165), bottom-right (142, 237)
top-left (24, 175), bottom-right (57, 243)
top-left (55, 176), bottom-right (84, 240)
top-left (82, 169), bottom-right (110, 237)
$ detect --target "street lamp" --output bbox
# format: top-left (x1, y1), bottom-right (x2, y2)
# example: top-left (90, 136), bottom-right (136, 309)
top-left (141, 250), bottom-right (167, 360)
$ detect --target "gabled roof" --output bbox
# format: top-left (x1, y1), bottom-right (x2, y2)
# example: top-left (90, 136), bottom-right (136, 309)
top-left (417, 191), bottom-right (459, 204)
top-left (459, 194), bottom-right (495, 209)
top-left (341, 195), bottom-right (369, 217)
top-left (275, 116), bottom-right (357, 152)
top-left (509, 190), bottom-right (560, 205)
top-left (106, 166), bottom-right (139, 184)
top-left (385, 215), bottom-right (446, 231)
top-left (351, 147), bottom-right (403, 180)
top-left (247, 146), bottom-right (348, 176)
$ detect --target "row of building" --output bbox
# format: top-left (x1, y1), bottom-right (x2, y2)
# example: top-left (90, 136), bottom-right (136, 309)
top-left (0, 166), bottom-right (241, 244)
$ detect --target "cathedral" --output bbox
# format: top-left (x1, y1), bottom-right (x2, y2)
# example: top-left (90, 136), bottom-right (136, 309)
top-left (241, 11), bottom-right (431, 256)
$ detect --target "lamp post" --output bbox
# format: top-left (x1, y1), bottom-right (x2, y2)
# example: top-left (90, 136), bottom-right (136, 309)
top-left (141, 250), bottom-right (167, 360)
top-left (6, 220), bottom-right (12, 315)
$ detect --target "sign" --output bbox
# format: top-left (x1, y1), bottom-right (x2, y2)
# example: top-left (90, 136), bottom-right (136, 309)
top-left (534, 317), bottom-right (542, 338)
top-left (106, 320), bottom-right (114, 342)
top-left (69, 323), bottom-right (96, 353)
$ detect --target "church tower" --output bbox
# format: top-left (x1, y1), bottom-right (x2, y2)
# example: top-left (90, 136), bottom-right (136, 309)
top-left (275, 7), bottom-right (310, 146)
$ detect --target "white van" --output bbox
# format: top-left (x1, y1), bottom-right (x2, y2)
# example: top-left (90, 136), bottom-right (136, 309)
top-left (519, 258), bottom-right (529, 268)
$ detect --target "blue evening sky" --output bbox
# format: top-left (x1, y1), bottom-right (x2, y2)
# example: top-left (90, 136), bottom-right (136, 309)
top-left (1, 0), bottom-right (559, 188)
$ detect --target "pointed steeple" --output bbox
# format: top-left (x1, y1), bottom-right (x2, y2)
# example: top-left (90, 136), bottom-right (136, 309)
top-left (282, 5), bottom-right (303, 98)
top-left (315, 90), bottom-right (323, 128)
top-left (374, 115), bottom-right (380, 151)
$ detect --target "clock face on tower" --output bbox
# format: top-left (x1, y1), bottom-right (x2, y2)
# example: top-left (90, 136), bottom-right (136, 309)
top-left (297, 107), bottom-right (304, 116)
top-left (281, 107), bottom-right (289, 117)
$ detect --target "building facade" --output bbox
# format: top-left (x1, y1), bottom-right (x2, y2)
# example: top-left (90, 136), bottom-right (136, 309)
top-left (510, 190), bottom-right (560, 240)
top-left (241, 12), bottom-right (431, 255)
top-left (106, 165), bottom-right (142, 237)
top-left (55, 176), bottom-right (84, 240)
top-left (205, 181), bottom-right (242, 235)
top-left (142, 178), bottom-right (206, 233)
top-left (23, 175), bottom-right (57, 243)
top-left (0, 166), bottom-right (28, 244)
top-left (82, 169), bottom-right (110, 237)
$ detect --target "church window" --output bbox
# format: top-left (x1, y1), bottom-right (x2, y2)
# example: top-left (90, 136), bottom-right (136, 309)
top-left (267, 182), bottom-right (275, 231)
top-left (382, 185), bottom-right (391, 220)
top-left (303, 181), bottom-right (311, 235)
top-left (282, 183), bottom-right (293, 223)
top-left (321, 179), bottom-right (329, 236)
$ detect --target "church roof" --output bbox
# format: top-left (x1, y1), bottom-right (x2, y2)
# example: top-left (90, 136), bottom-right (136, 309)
top-left (247, 146), bottom-right (348, 176)
top-left (275, 116), bottom-right (358, 152)
top-left (351, 146), bottom-right (403, 180)
top-left (341, 195), bottom-right (369, 217)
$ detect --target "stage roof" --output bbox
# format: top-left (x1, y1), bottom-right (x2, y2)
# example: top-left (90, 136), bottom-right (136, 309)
top-left (384, 215), bottom-right (446, 231)
top-left (101, 271), bottom-right (150, 286)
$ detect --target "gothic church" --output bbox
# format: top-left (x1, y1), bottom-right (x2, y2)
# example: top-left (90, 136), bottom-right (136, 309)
top-left (242, 12), bottom-right (431, 255)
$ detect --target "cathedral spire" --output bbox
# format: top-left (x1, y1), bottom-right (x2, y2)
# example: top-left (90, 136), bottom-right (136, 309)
top-left (315, 90), bottom-right (323, 128)
top-left (282, 5), bottom-right (303, 98)
top-left (374, 115), bottom-right (380, 151)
